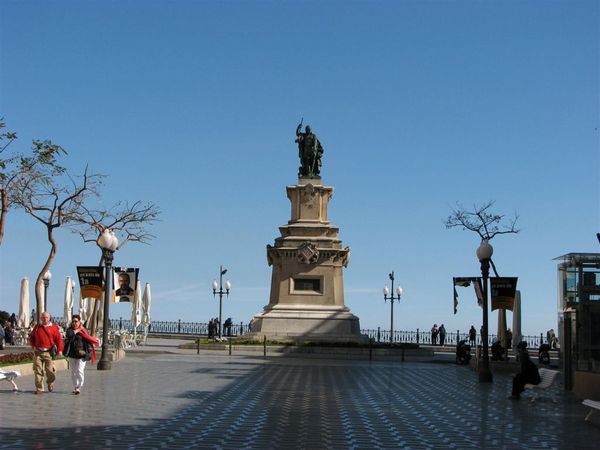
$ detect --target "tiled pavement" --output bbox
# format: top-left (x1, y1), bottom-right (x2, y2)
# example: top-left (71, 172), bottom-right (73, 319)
top-left (0, 342), bottom-right (599, 449)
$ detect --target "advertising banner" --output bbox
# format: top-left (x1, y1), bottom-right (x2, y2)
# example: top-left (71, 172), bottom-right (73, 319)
top-left (113, 267), bottom-right (139, 303)
top-left (76, 266), bottom-right (104, 300)
top-left (490, 277), bottom-right (518, 311)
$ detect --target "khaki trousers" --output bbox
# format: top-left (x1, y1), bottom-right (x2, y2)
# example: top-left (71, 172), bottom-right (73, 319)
top-left (33, 350), bottom-right (56, 391)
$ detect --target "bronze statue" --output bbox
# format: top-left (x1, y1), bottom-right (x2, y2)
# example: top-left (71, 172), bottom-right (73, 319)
top-left (295, 120), bottom-right (324, 178)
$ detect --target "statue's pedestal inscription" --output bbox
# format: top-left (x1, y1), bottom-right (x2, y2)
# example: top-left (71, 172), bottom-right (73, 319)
top-left (252, 177), bottom-right (365, 342)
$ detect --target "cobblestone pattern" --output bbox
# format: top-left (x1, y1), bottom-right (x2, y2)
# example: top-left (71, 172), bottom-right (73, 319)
top-left (0, 354), bottom-right (598, 449)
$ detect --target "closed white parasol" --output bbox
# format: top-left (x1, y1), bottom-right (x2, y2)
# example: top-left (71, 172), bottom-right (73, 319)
top-left (131, 280), bottom-right (142, 330)
top-left (18, 278), bottom-right (30, 328)
top-left (63, 276), bottom-right (74, 323)
top-left (141, 283), bottom-right (151, 329)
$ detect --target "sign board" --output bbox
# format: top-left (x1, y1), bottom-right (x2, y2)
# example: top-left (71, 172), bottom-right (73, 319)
top-left (77, 266), bottom-right (104, 300)
top-left (490, 277), bottom-right (518, 311)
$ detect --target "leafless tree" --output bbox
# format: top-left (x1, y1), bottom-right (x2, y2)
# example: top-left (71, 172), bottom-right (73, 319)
top-left (446, 201), bottom-right (520, 348)
top-left (73, 200), bottom-right (160, 250)
top-left (70, 200), bottom-right (161, 335)
top-left (445, 200), bottom-right (519, 275)
top-left (0, 120), bottom-right (67, 247)
top-left (11, 143), bottom-right (102, 321)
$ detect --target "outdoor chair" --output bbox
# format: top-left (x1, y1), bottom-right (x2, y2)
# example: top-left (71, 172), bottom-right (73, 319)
top-left (0, 369), bottom-right (21, 391)
top-left (524, 368), bottom-right (560, 403)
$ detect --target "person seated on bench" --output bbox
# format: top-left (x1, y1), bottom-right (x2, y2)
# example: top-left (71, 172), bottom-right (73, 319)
top-left (509, 341), bottom-right (540, 400)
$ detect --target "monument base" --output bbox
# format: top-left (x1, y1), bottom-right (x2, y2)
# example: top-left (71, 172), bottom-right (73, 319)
top-left (250, 304), bottom-right (368, 343)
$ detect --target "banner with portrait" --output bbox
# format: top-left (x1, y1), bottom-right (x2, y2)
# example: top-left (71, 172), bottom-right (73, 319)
top-left (490, 277), bottom-right (518, 311)
top-left (76, 266), bottom-right (104, 300)
top-left (113, 268), bottom-right (139, 303)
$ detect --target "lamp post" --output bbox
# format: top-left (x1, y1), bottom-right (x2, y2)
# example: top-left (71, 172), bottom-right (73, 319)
top-left (212, 265), bottom-right (231, 339)
top-left (98, 229), bottom-right (118, 371)
top-left (477, 239), bottom-right (493, 383)
top-left (42, 270), bottom-right (52, 313)
top-left (383, 271), bottom-right (402, 344)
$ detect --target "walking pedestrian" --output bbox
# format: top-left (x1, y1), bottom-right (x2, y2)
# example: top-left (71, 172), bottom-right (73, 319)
top-left (469, 325), bottom-right (476, 346)
top-left (431, 324), bottom-right (438, 345)
top-left (208, 318), bottom-right (214, 339)
top-left (64, 314), bottom-right (99, 395)
top-left (439, 324), bottom-right (446, 346)
top-left (29, 312), bottom-right (64, 395)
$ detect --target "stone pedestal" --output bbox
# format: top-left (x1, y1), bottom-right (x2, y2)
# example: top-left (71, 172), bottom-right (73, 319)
top-left (251, 177), bottom-right (365, 342)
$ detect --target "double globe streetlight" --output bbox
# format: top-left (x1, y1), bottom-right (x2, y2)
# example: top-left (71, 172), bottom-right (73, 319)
top-left (383, 271), bottom-right (403, 344)
top-left (476, 239), bottom-right (493, 383)
top-left (212, 265), bottom-right (231, 339)
top-left (98, 229), bottom-right (119, 371)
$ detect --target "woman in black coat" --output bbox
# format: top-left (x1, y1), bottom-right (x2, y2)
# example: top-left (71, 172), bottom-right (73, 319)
top-left (510, 341), bottom-right (540, 400)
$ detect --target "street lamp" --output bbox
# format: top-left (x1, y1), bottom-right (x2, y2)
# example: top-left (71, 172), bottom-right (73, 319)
top-left (383, 271), bottom-right (402, 344)
top-left (212, 265), bottom-right (231, 339)
top-left (477, 239), bottom-right (493, 383)
top-left (42, 270), bottom-right (52, 313)
top-left (98, 229), bottom-right (118, 371)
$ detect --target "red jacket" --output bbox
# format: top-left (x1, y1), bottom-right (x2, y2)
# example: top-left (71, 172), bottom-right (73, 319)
top-left (29, 323), bottom-right (64, 353)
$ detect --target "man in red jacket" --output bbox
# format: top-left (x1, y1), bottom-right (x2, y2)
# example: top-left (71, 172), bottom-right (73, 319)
top-left (29, 312), bottom-right (64, 395)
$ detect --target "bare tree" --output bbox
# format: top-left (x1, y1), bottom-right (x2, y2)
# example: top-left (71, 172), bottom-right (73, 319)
top-left (70, 200), bottom-right (161, 335)
top-left (73, 200), bottom-right (160, 249)
top-left (0, 120), bottom-right (66, 247)
top-left (446, 201), bottom-right (520, 349)
top-left (11, 143), bottom-right (102, 321)
top-left (445, 200), bottom-right (519, 275)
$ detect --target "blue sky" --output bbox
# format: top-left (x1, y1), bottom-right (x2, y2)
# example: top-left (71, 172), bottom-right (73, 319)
top-left (1, 0), bottom-right (598, 337)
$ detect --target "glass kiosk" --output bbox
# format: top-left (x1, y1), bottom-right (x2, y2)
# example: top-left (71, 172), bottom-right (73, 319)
top-left (555, 253), bottom-right (600, 398)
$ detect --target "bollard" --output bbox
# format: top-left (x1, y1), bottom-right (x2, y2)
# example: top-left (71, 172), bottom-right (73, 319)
top-left (263, 335), bottom-right (267, 358)
top-left (229, 338), bottom-right (232, 355)
top-left (369, 338), bottom-right (373, 361)
top-left (178, 319), bottom-right (181, 334)
top-left (197, 337), bottom-right (200, 355)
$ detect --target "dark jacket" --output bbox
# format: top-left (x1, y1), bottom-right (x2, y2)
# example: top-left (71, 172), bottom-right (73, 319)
top-left (520, 352), bottom-right (541, 385)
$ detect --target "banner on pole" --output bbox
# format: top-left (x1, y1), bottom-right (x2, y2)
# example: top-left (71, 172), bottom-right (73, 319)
top-left (76, 266), bottom-right (104, 300)
top-left (453, 277), bottom-right (482, 313)
top-left (490, 277), bottom-right (518, 311)
top-left (113, 267), bottom-right (139, 303)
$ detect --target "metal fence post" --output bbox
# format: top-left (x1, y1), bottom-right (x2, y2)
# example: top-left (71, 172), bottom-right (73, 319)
top-left (369, 338), bottom-right (373, 361)
top-left (119, 317), bottom-right (123, 330)
top-left (416, 328), bottom-right (420, 344)
top-left (178, 319), bottom-right (181, 334)
top-left (240, 321), bottom-right (243, 336)
top-left (229, 338), bottom-right (232, 355)
top-left (377, 327), bottom-right (381, 343)
top-left (263, 335), bottom-right (267, 358)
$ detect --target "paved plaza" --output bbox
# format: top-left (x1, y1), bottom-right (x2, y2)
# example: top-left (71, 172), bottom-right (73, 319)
top-left (1, 340), bottom-right (599, 449)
